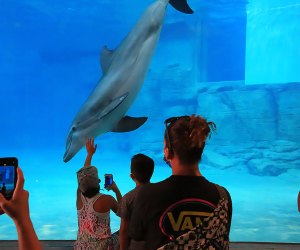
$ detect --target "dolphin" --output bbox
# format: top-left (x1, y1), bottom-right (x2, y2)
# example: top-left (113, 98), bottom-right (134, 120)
top-left (63, 0), bottom-right (193, 162)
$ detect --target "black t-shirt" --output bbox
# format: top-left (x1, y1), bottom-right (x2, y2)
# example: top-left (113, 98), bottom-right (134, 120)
top-left (129, 175), bottom-right (232, 250)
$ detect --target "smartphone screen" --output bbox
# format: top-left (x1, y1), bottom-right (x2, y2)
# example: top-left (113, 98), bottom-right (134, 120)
top-left (104, 174), bottom-right (113, 188)
top-left (0, 157), bottom-right (18, 200)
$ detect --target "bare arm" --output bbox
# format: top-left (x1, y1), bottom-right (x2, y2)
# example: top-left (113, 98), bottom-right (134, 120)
top-left (0, 168), bottom-right (42, 250)
top-left (113, 184), bottom-right (122, 203)
top-left (77, 138), bottom-right (97, 207)
top-left (15, 218), bottom-right (42, 250)
top-left (120, 218), bottom-right (130, 250)
top-left (84, 138), bottom-right (97, 167)
top-left (106, 182), bottom-right (122, 214)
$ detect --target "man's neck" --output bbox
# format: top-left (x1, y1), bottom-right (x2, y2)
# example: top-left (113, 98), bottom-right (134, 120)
top-left (135, 181), bottom-right (149, 187)
top-left (171, 158), bottom-right (202, 176)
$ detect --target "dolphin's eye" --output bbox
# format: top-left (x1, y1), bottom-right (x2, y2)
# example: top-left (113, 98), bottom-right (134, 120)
top-left (72, 126), bottom-right (76, 131)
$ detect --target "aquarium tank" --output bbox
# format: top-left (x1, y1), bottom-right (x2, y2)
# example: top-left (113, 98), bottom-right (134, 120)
top-left (1, 0), bottom-right (300, 243)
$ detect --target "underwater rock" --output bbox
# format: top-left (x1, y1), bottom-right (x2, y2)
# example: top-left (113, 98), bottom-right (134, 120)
top-left (203, 150), bottom-right (240, 169)
top-left (270, 140), bottom-right (299, 153)
top-left (247, 158), bottom-right (289, 176)
top-left (195, 81), bottom-right (300, 143)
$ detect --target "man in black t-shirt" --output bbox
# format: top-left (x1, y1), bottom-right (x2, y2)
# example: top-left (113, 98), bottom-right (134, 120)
top-left (130, 175), bottom-right (232, 249)
top-left (129, 115), bottom-right (232, 250)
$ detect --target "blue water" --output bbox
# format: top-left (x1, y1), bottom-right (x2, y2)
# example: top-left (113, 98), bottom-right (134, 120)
top-left (1, 0), bottom-right (300, 242)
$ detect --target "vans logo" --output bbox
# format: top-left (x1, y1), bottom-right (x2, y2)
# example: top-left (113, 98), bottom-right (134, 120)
top-left (159, 198), bottom-right (216, 240)
top-left (167, 211), bottom-right (212, 231)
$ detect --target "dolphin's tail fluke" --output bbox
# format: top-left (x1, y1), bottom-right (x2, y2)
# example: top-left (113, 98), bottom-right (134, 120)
top-left (169, 0), bottom-right (194, 14)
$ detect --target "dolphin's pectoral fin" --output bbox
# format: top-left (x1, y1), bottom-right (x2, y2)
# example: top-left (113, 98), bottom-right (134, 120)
top-left (97, 93), bottom-right (129, 119)
top-left (112, 116), bottom-right (148, 132)
top-left (100, 46), bottom-right (115, 74)
top-left (169, 0), bottom-right (194, 14)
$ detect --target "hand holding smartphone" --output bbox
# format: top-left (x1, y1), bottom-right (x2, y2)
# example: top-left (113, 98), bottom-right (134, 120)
top-left (0, 157), bottom-right (18, 200)
top-left (0, 166), bottom-right (42, 250)
top-left (104, 174), bottom-right (113, 189)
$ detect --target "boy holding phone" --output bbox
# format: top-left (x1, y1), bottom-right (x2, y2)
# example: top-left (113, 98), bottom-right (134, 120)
top-left (118, 154), bottom-right (154, 250)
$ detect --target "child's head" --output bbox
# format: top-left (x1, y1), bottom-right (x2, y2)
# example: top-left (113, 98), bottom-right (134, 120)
top-left (130, 154), bottom-right (154, 184)
top-left (77, 166), bottom-right (100, 198)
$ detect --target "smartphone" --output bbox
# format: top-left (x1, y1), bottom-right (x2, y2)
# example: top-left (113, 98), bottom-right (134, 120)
top-left (0, 157), bottom-right (18, 200)
top-left (104, 174), bottom-right (113, 188)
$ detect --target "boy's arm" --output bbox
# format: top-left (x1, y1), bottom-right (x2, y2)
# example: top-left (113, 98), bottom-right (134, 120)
top-left (120, 218), bottom-right (130, 250)
top-left (129, 188), bottom-right (147, 241)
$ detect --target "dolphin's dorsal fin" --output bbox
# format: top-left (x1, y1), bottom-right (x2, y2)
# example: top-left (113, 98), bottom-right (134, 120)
top-left (100, 46), bottom-right (115, 74)
top-left (112, 116), bottom-right (148, 132)
top-left (97, 92), bottom-right (128, 119)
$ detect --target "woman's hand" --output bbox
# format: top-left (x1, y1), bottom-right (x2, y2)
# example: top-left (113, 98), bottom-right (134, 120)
top-left (106, 181), bottom-right (118, 192)
top-left (86, 138), bottom-right (97, 156)
top-left (84, 138), bottom-right (97, 167)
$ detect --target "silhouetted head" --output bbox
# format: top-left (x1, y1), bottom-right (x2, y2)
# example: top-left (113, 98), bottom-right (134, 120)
top-left (130, 154), bottom-right (154, 184)
top-left (164, 115), bottom-right (216, 165)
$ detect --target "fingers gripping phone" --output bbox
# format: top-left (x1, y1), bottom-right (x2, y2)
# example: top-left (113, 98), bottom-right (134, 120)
top-left (104, 174), bottom-right (113, 188)
top-left (0, 157), bottom-right (18, 200)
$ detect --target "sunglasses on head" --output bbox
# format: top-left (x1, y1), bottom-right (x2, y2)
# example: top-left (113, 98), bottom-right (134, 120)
top-left (164, 115), bottom-right (190, 127)
top-left (164, 115), bottom-right (189, 150)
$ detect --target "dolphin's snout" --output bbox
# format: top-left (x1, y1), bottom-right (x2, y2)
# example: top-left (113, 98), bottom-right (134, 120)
top-left (63, 151), bottom-right (70, 163)
top-left (63, 133), bottom-right (73, 163)
top-left (63, 132), bottom-right (84, 163)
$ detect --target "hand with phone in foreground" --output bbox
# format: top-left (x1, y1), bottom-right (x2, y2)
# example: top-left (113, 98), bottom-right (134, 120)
top-left (0, 167), bottom-right (42, 250)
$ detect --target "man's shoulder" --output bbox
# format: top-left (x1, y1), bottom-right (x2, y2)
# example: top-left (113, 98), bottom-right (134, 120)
top-left (211, 182), bottom-right (232, 201)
